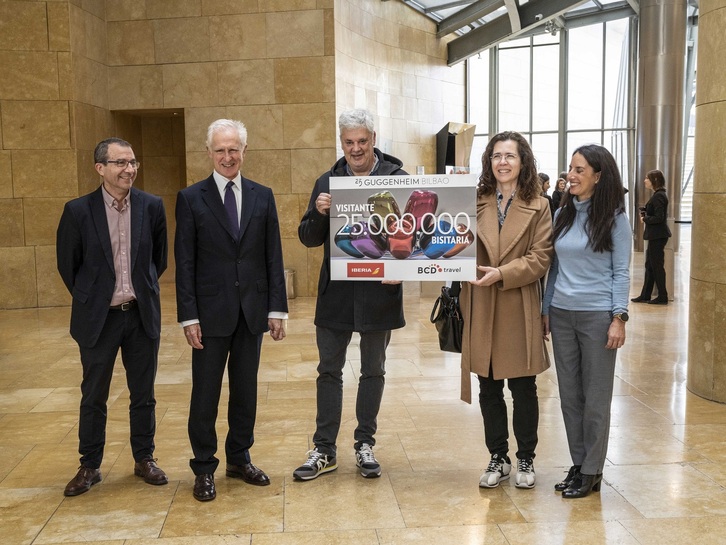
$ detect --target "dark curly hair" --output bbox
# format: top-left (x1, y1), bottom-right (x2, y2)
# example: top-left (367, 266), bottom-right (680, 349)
top-left (553, 144), bottom-right (626, 253)
top-left (477, 131), bottom-right (540, 203)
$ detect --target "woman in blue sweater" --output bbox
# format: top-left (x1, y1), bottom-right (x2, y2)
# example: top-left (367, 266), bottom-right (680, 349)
top-left (542, 145), bottom-right (631, 499)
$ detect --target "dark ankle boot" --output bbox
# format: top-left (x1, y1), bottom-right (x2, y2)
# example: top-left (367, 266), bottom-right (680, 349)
top-left (554, 465), bottom-right (581, 492)
top-left (562, 472), bottom-right (602, 499)
top-left (631, 296), bottom-right (649, 303)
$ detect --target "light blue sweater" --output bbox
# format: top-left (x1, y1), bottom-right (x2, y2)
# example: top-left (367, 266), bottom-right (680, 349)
top-left (542, 198), bottom-right (631, 315)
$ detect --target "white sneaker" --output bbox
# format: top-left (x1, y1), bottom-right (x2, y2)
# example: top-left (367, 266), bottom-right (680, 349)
top-left (355, 443), bottom-right (381, 478)
top-left (514, 458), bottom-right (536, 489)
top-left (479, 454), bottom-right (511, 488)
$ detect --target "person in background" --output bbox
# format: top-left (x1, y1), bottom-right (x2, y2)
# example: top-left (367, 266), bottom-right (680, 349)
top-left (542, 144), bottom-right (631, 499)
top-left (539, 172), bottom-right (555, 218)
top-left (294, 109), bottom-right (406, 481)
top-left (57, 138), bottom-right (168, 497)
top-left (460, 131), bottom-right (553, 490)
top-left (552, 175), bottom-right (567, 210)
top-left (631, 169), bottom-right (671, 305)
top-left (175, 119), bottom-right (288, 502)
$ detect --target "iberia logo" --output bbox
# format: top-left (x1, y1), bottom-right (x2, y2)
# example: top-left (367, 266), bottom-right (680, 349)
top-left (347, 263), bottom-right (385, 278)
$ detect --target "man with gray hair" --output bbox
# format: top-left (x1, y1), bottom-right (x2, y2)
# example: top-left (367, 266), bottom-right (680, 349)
top-left (175, 119), bottom-right (288, 501)
top-left (294, 109), bottom-right (406, 481)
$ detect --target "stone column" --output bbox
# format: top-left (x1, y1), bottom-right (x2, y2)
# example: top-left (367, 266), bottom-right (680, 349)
top-left (688, 2), bottom-right (726, 402)
top-left (634, 0), bottom-right (687, 302)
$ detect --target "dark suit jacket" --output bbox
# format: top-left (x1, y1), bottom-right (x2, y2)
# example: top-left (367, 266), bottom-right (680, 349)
top-left (56, 186), bottom-right (168, 348)
top-left (174, 175), bottom-right (287, 336)
top-left (643, 188), bottom-right (671, 240)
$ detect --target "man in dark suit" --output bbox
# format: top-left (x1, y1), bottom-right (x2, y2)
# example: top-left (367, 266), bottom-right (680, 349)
top-left (57, 138), bottom-right (168, 497)
top-left (175, 119), bottom-right (287, 502)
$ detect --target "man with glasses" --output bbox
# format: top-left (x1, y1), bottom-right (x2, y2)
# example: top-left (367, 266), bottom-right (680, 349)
top-left (57, 138), bottom-right (168, 496)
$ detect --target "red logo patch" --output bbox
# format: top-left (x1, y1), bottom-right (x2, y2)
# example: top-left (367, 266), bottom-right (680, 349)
top-left (347, 263), bottom-right (385, 278)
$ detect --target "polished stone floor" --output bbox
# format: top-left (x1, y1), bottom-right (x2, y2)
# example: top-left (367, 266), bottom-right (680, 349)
top-left (2, 231), bottom-right (726, 545)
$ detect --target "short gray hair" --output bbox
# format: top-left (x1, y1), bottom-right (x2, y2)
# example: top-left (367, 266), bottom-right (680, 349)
top-left (206, 119), bottom-right (247, 149)
top-left (338, 109), bottom-right (375, 135)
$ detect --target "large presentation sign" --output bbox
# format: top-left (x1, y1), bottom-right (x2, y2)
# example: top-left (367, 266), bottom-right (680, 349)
top-left (329, 173), bottom-right (478, 281)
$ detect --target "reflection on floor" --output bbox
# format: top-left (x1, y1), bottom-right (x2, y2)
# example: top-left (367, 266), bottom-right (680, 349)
top-left (2, 232), bottom-right (726, 545)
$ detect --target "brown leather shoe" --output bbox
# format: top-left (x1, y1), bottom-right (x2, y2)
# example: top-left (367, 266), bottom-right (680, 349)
top-left (193, 473), bottom-right (216, 501)
top-left (134, 458), bottom-right (168, 485)
top-left (226, 462), bottom-right (270, 486)
top-left (64, 466), bottom-right (101, 497)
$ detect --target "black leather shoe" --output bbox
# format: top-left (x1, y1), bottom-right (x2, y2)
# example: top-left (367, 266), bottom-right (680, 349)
top-left (562, 473), bottom-right (602, 499)
top-left (64, 466), bottom-right (101, 496)
top-left (648, 298), bottom-right (668, 305)
top-left (134, 458), bottom-right (168, 485)
top-left (193, 473), bottom-right (216, 501)
top-left (554, 465), bottom-right (580, 492)
top-left (226, 462), bottom-right (270, 486)
top-left (631, 296), bottom-right (649, 303)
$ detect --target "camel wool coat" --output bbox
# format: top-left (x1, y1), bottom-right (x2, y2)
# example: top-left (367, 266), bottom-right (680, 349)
top-left (459, 193), bottom-right (553, 403)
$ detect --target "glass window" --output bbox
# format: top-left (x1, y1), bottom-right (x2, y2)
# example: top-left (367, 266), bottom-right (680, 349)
top-left (531, 133), bottom-right (559, 179)
top-left (501, 36), bottom-right (531, 49)
top-left (604, 19), bottom-right (630, 129)
top-left (532, 44), bottom-right (560, 132)
top-left (469, 135), bottom-right (489, 178)
top-left (499, 46), bottom-right (530, 131)
top-left (567, 25), bottom-right (604, 130)
top-left (467, 16), bottom-right (637, 196)
top-left (534, 32), bottom-right (560, 46)
top-left (603, 130), bottom-right (631, 187)
top-left (468, 55), bottom-right (490, 134)
top-left (566, 132), bottom-right (602, 158)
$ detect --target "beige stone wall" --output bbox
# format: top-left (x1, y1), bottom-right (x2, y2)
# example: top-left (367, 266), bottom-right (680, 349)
top-left (0, 0), bottom-right (465, 307)
top-left (0, 0), bottom-right (113, 309)
top-left (688, 1), bottom-right (726, 402)
top-left (335, 0), bottom-right (465, 172)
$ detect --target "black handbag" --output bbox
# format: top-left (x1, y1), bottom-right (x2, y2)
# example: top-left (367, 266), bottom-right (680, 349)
top-left (429, 282), bottom-right (463, 353)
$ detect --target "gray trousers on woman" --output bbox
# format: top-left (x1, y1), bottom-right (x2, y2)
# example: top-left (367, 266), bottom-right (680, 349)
top-left (549, 307), bottom-right (617, 475)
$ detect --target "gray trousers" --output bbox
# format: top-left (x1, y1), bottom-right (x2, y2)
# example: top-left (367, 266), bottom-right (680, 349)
top-left (313, 327), bottom-right (390, 457)
top-left (549, 307), bottom-right (617, 475)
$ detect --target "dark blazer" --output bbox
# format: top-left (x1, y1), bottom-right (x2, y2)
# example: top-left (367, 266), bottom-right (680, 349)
top-left (642, 188), bottom-right (671, 240)
top-left (175, 175), bottom-right (287, 335)
top-left (298, 149), bottom-right (405, 332)
top-left (56, 186), bottom-right (167, 348)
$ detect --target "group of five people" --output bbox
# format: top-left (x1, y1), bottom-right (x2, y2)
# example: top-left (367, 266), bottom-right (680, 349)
top-left (56, 108), bottom-right (666, 502)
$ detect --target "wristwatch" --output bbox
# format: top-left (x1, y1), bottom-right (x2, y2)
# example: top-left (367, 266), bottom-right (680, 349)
top-left (613, 312), bottom-right (629, 322)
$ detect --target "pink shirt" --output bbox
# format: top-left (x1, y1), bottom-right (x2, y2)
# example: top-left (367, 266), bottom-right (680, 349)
top-left (101, 186), bottom-right (137, 306)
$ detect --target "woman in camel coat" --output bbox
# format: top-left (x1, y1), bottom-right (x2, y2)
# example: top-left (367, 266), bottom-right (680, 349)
top-left (459, 131), bottom-right (553, 490)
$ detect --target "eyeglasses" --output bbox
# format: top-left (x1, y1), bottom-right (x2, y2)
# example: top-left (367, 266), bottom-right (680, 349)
top-left (491, 153), bottom-right (518, 163)
top-left (104, 159), bottom-right (141, 169)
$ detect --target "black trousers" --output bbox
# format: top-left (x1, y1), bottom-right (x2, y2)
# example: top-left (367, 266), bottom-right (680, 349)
top-left (639, 237), bottom-right (668, 299)
top-left (77, 305), bottom-right (159, 469)
top-left (478, 372), bottom-right (538, 461)
top-left (313, 327), bottom-right (390, 456)
top-left (188, 309), bottom-right (263, 475)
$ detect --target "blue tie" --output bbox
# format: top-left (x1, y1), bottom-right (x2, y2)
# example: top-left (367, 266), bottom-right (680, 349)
top-left (224, 181), bottom-right (239, 239)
